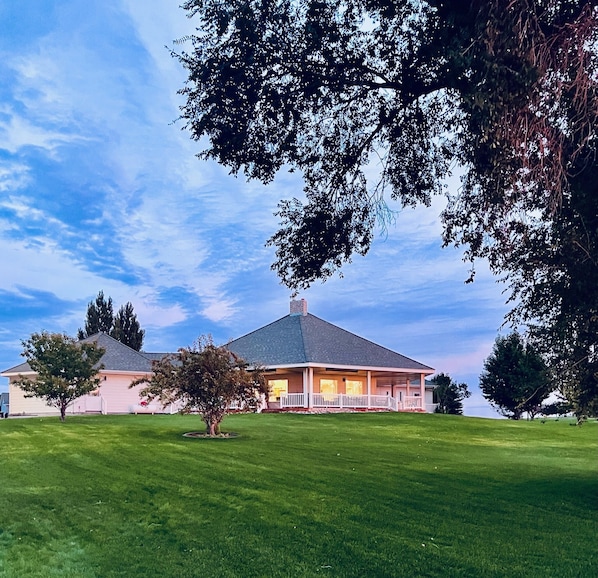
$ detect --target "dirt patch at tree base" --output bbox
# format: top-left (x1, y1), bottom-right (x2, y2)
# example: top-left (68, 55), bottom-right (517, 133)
top-left (182, 431), bottom-right (239, 439)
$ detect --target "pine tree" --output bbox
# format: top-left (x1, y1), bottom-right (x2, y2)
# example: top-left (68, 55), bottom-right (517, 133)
top-left (111, 302), bottom-right (145, 351)
top-left (480, 333), bottom-right (552, 419)
top-left (431, 373), bottom-right (470, 415)
top-left (77, 291), bottom-right (114, 339)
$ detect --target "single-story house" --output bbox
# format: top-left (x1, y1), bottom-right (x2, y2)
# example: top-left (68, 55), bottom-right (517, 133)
top-left (0, 332), bottom-right (169, 417)
top-left (227, 299), bottom-right (435, 412)
top-left (1, 300), bottom-right (435, 416)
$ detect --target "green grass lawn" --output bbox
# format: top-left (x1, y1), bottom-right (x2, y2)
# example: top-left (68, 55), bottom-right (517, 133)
top-left (0, 413), bottom-right (596, 577)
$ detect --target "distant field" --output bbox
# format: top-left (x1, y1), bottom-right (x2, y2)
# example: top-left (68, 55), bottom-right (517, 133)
top-left (0, 413), bottom-right (596, 577)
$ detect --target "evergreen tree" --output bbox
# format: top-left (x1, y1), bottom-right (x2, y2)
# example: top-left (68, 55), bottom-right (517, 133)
top-left (431, 373), bottom-right (470, 415)
top-left (480, 333), bottom-right (552, 419)
top-left (111, 302), bottom-right (145, 351)
top-left (77, 290), bottom-right (114, 339)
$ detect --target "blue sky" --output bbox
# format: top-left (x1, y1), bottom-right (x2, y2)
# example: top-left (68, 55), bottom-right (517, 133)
top-left (0, 0), bottom-right (511, 416)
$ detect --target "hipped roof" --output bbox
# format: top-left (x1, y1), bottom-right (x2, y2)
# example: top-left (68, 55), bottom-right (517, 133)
top-left (226, 313), bottom-right (433, 372)
top-left (1, 333), bottom-right (156, 375)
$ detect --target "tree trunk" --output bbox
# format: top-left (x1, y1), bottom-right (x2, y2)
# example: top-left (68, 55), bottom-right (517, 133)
top-left (208, 421), bottom-right (220, 436)
top-left (206, 419), bottom-right (221, 436)
top-left (60, 403), bottom-right (67, 422)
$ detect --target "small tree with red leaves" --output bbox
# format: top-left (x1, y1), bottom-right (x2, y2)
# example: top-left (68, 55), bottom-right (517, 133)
top-left (133, 336), bottom-right (267, 436)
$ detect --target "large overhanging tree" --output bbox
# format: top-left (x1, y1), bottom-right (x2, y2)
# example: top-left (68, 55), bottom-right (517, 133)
top-left (175, 0), bottom-right (597, 410)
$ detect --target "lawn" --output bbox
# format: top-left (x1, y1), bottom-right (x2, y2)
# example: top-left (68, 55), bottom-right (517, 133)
top-left (0, 412), bottom-right (596, 577)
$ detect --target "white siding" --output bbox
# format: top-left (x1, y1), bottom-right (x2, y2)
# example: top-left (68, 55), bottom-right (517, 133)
top-left (9, 380), bottom-right (60, 416)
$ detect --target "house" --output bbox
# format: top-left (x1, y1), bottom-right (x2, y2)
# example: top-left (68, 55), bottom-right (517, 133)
top-left (1, 300), bottom-right (436, 416)
top-left (226, 299), bottom-right (435, 412)
top-left (0, 333), bottom-right (170, 417)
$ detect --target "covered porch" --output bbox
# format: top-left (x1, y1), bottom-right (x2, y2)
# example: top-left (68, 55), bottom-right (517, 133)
top-left (266, 365), bottom-right (434, 413)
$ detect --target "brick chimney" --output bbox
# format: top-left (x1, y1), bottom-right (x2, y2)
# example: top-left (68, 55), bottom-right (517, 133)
top-left (290, 298), bottom-right (308, 316)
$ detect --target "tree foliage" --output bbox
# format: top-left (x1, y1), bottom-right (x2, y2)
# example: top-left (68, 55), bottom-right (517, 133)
top-left (132, 336), bottom-right (267, 436)
top-left (14, 332), bottom-right (105, 421)
top-left (480, 333), bottom-right (552, 420)
top-left (78, 291), bottom-right (114, 339)
top-left (78, 292), bottom-right (144, 351)
top-left (430, 373), bottom-right (470, 415)
top-left (111, 302), bottom-right (145, 351)
top-left (176, 0), bottom-right (597, 414)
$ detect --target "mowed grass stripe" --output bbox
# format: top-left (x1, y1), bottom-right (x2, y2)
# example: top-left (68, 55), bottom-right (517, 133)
top-left (0, 413), bottom-right (595, 577)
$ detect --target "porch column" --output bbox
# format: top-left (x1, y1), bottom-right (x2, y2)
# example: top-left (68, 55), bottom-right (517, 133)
top-left (307, 367), bottom-right (314, 409)
top-left (366, 371), bottom-right (371, 408)
top-left (420, 373), bottom-right (425, 412)
top-left (302, 369), bottom-right (308, 408)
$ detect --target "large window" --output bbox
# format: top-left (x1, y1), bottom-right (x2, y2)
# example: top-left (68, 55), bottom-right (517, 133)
top-left (345, 380), bottom-right (363, 395)
top-left (268, 379), bottom-right (288, 402)
top-left (320, 378), bottom-right (338, 400)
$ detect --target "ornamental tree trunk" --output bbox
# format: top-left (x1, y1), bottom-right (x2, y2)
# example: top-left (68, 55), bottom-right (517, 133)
top-left (59, 402), bottom-right (67, 422)
top-left (205, 417), bottom-right (221, 436)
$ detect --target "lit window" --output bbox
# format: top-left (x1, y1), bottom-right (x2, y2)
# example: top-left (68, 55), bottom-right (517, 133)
top-left (345, 380), bottom-right (363, 395)
top-left (268, 379), bottom-right (288, 401)
top-left (320, 379), bottom-right (338, 400)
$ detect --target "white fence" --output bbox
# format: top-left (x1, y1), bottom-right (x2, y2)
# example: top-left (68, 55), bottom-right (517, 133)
top-left (280, 393), bottom-right (307, 408)
top-left (280, 393), bottom-right (419, 411)
top-left (403, 396), bottom-right (423, 411)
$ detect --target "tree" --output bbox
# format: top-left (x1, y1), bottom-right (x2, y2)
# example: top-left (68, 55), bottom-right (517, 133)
top-left (510, 161), bottom-right (598, 419)
top-left (78, 292), bottom-right (146, 352)
top-left (430, 373), bottom-right (470, 415)
top-left (480, 333), bottom-right (552, 420)
top-left (132, 336), bottom-right (267, 436)
top-left (78, 291), bottom-right (114, 339)
top-left (111, 302), bottom-right (145, 351)
top-left (14, 332), bottom-right (105, 422)
top-left (175, 1), bottom-right (597, 415)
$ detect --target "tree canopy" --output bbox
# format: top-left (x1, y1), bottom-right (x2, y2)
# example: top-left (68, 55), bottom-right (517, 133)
top-left (430, 373), bottom-right (470, 415)
top-left (78, 291), bottom-right (113, 339)
top-left (78, 292), bottom-right (145, 351)
top-left (480, 333), bottom-right (552, 419)
top-left (132, 336), bottom-right (267, 436)
top-left (14, 332), bottom-right (105, 421)
top-left (111, 302), bottom-right (145, 351)
top-left (176, 0), bottom-right (597, 412)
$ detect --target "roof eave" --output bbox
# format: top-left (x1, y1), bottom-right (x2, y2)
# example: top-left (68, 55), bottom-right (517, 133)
top-left (259, 362), bottom-right (434, 374)
top-left (1, 370), bottom-right (35, 378)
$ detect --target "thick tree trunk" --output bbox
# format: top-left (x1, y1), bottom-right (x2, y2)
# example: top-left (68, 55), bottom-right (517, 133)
top-left (60, 403), bottom-right (67, 422)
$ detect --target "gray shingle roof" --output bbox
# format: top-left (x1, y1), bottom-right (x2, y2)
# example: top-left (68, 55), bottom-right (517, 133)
top-left (1, 333), bottom-right (156, 375)
top-left (226, 313), bottom-right (433, 371)
top-left (80, 333), bottom-right (155, 372)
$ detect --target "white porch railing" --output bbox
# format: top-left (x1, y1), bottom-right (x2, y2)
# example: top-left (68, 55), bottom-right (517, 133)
top-left (369, 395), bottom-right (398, 411)
top-left (280, 393), bottom-right (307, 408)
top-left (280, 393), bottom-right (406, 411)
top-left (403, 396), bottom-right (423, 411)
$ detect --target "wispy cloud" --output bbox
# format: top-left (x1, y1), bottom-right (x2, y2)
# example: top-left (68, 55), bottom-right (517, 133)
top-left (0, 1), bottom-right (512, 419)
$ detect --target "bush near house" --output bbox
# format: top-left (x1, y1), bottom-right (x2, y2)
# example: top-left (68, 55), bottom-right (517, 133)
top-left (0, 413), bottom-right (595, 577)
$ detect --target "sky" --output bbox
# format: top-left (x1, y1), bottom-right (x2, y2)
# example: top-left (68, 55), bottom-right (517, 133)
top-left (0, 0), bottom-right (513, 416)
